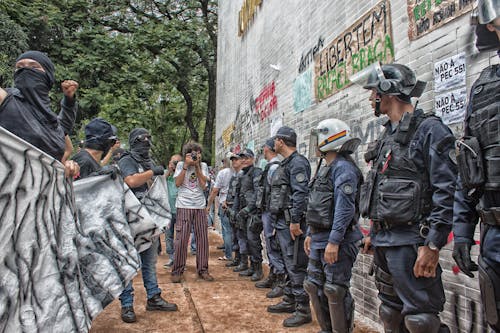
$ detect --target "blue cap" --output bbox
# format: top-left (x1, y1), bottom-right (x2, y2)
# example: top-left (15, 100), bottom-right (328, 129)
top-left (238, 148), bottom-right (255, 158)
top-left (275, 126), bottom-right (297, 145)
top-left (264, 138), bottom-right (275, 152)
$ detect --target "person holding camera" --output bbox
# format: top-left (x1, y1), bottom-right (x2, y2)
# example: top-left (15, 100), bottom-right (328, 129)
top-left (171, 142), bottom-right (214, 282)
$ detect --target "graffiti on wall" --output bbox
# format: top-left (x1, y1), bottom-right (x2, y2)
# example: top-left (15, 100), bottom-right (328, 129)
top-left (314, 0), bottom-right (394, 101)
top-left (238, 0), bottom-right (263, 37)
top-left (255, 81), bottom-right (277, 121)
top-left (298, 37), bottom-right (324, 73)
top-left (407, 0), bottom-right (476, 40)
top-left (293, 68), bottom-right (313, 113)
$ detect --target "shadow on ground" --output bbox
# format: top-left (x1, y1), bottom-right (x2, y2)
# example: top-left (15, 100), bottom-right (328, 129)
top-left (90, 230), bottom-right (379, 333)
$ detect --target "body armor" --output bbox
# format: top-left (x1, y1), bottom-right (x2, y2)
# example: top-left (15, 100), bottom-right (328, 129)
top-left (467, 64), bottom-right (500, 192)
top-left (269, 162), bottom-right (291, 214)
top-left (239, 166), bottom-right (261, 211)
top-left (256, 161), bottom-right (280, 211)
top-left (306, 166), bottom-right (334, 230)
top-left (361, 110), bottom-right (433, 227)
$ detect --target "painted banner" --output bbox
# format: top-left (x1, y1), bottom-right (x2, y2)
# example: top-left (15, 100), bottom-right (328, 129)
top-left (293, 68), bottom-right (313, 113)
top-left (434, 87), bottom-right (467, 125)
top-left (315, 0), bottom-right (394, 101)
top-left (407, 0), bottom-right (476, 40)
top-left (141, 176), bottom-right (172, 232)
top-left (434, 52), bottom-right (466, 92)
top-left (222, 123), bottom-right (234, 149)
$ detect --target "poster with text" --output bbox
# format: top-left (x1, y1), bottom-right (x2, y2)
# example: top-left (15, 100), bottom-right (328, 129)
top-left (434, 52), bottom-right (466, 92)
top-left (434, 87), bottom-right (467, 125)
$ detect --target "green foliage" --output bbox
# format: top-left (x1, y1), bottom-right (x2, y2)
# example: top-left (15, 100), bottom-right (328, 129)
top-left (0, 0), bottom-right (217, 165)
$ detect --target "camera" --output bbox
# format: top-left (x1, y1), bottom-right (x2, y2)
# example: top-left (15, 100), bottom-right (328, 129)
top-left (191, 152), bottom-right (198, 161)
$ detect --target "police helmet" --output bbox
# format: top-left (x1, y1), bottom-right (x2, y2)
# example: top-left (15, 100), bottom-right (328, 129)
top-left (473, 0), bottom-right (500, 51)
top-left (313, 119), bottom-right (361, 154)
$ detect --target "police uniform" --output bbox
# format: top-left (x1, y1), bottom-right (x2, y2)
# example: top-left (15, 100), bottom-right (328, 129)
top-left (363, 109), bottom-right (457, 330)
top-left (268, 151), bottom-right (311, 321)
top-left (226, 170), bottom-right (243, 268)
top-left (453, 62), bottom-right (500, 332)
top-left (256, 156), bottom-right (286, 291)
top-left (304, 156), bottom-right (363, 333)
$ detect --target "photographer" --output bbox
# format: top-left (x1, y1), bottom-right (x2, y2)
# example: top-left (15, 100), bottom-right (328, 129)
top-left (171, 142), bottom-right (214, 282)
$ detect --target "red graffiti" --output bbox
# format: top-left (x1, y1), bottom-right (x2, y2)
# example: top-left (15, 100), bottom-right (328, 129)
top-left (255, 81), bottom-right (277, 121)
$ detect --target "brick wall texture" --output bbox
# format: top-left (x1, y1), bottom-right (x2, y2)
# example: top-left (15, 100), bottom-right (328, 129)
top-left (215, 0), bottom-right (498, 331)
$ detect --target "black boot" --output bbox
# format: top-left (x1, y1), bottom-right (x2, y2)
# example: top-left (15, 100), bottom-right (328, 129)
top-left (239, 261), bottom-right (255, 277)
top-left (251, 262), bottom-right (263, 281)
top-left (283, 303), bottom-right (312, 327)
top-left (146, 293), bottom-right (178, 311)
top-left (267, 296), bottom-right (296, 313)
top-left (233, 254), bottom-right (248, 272)
top-left (255, 270), bottom-right (275, 288)
top-left (121, 306), bottom-right (137, 323)
top-left (267, 273), bottom-right (285, 298)
top-left (226, 251), bottom-right (240, 267)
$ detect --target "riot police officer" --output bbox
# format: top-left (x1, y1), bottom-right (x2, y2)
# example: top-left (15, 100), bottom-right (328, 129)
top-left (267, 126), bottom-right (312, 328)
top-left (255, 138), bottom-right (286, 298)
top-left (224, 154), bottom-right (243, 268)
top-left (453, 2), bottom-right (500, 331)
top-left (235, 149), bottom-right (264, 280)
top-left (352, 63), bottom-right (457, 333)
top-left (304, 119), bottom-right (363, 333)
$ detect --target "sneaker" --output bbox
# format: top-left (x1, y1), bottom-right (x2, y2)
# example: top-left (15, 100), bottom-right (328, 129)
top-left (198, 272), bottom-right (215, 281)
top-left (171, 274), bottom-right (183, 283)
top-left (121, 306), bottom-right (137, 323)
top-left (163, 259), bottom-right (174, 268)
top-left (146, 294), bottom-right (178, 312)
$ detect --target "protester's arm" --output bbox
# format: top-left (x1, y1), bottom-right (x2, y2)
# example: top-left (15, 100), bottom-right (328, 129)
top-left (57, 80), bottom-right (79, 135)
top-left (0, 88), bottom-right (7, 106)
top-left (100, 140), bottom-right (121, 166)
top-left (207, 186), bottom-right (220, 212)
top-left (174, 161), bottom-right (187, 187)
top-left (61, 135), bottom-right (73, 163)
top-left (195, 162), bottom-right (208, 189)
top-left (124, 170), bottom-right (154, 188)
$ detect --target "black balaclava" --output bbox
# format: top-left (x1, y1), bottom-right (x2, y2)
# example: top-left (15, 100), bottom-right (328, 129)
top-left (14, 51), bottom-right (56, 124)
top-left (129, 128), bottom-right (152, 166)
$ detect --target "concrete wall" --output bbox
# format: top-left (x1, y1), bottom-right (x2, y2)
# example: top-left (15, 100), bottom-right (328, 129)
top-left (216, 0), bottom-right (498, 330)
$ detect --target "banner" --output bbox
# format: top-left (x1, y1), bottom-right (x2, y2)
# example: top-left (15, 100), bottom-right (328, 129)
top-left (407, 0), bottom-right (476, 40)
top-left (141, 176), bottom-right (172, 232)
top-left (315, 0), bottom-right (394, 101)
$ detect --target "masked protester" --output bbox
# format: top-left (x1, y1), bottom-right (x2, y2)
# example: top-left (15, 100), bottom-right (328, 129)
top-left (71, 118), bottom-right (117, 180)
top-left (352, 62), bottom-right (457, 333)
top-left (117, 128), bottom-right (178, 323)
top-left (0, 51), bottom-right (79, 176)
top-left (303, 119), bottom-right (363, 333)
top-left (453, 1), bottom-right (500, 331)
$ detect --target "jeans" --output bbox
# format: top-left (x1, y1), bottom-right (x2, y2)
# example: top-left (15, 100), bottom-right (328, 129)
top-left (191, 226), bottom-right (197, 252)
top-left (165, 214), bottom-right (176, 260)
top-left (119, 238), bottom-right (161, 307)
top-left (219, 204), bottom-right (233, 259)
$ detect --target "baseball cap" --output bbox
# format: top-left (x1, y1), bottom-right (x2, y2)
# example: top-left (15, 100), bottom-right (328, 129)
top-left (85, 118), bottom-right (116, 143)
top-left (264, 138), bottom-right (275, 151)
top-left (238, 148), bottom-right (255, 158)
top-left (275, 126), bottom-right (297, 145)
top-left (226, 151), bottom-right (239, 160)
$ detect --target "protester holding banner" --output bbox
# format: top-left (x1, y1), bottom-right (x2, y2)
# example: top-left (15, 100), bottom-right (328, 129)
top-left (118, 128), bottom-right (178, 323)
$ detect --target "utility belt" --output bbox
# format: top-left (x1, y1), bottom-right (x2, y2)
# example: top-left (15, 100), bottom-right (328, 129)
top-left (309, 223), bottom-right (357, 234)
top-left (480, 207), bottom-right (500, 227)
top-left (372, 219), bottom-right (429, 238)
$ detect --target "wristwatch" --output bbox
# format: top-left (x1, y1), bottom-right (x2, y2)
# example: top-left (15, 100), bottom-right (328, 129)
top-left (427, 242), bottom-right (439, 251)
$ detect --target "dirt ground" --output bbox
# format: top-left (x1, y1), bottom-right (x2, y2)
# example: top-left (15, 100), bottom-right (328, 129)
top-left (90, 230), bottom-right (379, 333)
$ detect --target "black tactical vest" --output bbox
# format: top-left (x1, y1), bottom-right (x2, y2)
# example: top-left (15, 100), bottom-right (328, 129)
top-left (467, 64), bottom-right (500, 191)
top-left (360, 110), bottom-right (433, 227)
top-left (306, 165), bottom-right (334, 229)
top-left (256, 161), bottom-right (280, 211)
top-left (269, 161), bottom-right (291, 214)
top-left (226, 174), bottom-right (239, 207)
top-left (239, 166), bottom-right (261, 209)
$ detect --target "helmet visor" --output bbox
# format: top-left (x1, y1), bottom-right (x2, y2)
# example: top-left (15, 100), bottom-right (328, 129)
top-left (349, 62), bottom-right (386, 90)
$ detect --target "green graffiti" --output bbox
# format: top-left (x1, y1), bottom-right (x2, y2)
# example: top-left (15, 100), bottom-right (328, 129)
top-left (316, 61), bottom-right (348, 100)
top-left (352, 34), bottom-right (394, 74)
top-left (413, 0), bottom-right (433, 20)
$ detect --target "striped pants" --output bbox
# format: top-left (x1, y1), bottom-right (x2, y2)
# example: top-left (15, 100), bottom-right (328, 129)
top-left (172, 208), bottom-right (209, 275)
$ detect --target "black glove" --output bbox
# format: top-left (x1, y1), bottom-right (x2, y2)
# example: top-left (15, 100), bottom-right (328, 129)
top-left (91, 165), bottom-right (120, 180)
top-left (151, 165), bottom-right (165, 176)
top-left (452, 242), bottom-right (478, 278)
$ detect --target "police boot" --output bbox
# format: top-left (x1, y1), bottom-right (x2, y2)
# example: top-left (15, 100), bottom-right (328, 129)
top-left (233, 254), bottom-right (248, 272)
top-left (267, 295), bottom-right (296, 313)
top-left (255, 270), bottom-right (275, 288)
top-left (283, 303), bottom-right (312, 327)
top-left (226, 251), bottom-right (240, 267)
top-left (324, 282), bottom-right (354, 332)
top-left (251, 262), bottom-right (264, 281)
top-left (266, 273), bottom-right (285, 298)
top-left (239, 260), bottom-right (255, 277)
top-left (404, 313), bottom-right (441, 333)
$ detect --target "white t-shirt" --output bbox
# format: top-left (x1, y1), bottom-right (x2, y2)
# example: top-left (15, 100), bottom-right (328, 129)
top-left (213, 168), bottom-right (235, 203)
top-left (174, 161), bottom-right (209, 209)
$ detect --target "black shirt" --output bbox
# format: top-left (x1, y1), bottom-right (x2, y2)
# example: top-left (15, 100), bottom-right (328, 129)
top-left (118, 154), bottom-right (149, 199)
top-left (72, 149), bottom-right (101, 180)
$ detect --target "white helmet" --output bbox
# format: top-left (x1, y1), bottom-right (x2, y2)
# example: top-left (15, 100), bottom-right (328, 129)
top-left (312, 119), bottom-right (361, 153)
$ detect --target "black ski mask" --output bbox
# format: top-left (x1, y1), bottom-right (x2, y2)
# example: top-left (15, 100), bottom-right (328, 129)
top-left (129, 128), bottom-right (152, 166)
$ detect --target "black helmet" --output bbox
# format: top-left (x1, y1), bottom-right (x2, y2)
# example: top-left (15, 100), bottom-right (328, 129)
top-left (362, 63), bottom-right (427, 98)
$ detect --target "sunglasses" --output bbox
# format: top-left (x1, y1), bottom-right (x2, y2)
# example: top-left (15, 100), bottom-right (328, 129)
top-left (136, 134), bottom-right (152, 142)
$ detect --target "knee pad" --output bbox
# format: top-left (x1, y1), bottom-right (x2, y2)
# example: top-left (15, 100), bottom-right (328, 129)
top-left (404, 313), bottom-right (440, 333)
top-left (379, 304), bottom-right (404, 333)
top-left (303, 278), bottom-right (318, 295)
top-left (324, 283), bottom-right (353, 333)
top-left (324, 283), bottom-right (346, 301)
top-left (478, 257), bottom-right (500, 330)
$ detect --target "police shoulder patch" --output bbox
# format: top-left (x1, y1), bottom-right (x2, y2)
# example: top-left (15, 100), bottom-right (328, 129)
top-left (295, 173), bottom-right (306, 183)
top-left (342, 184), bottom-right (353, 195)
